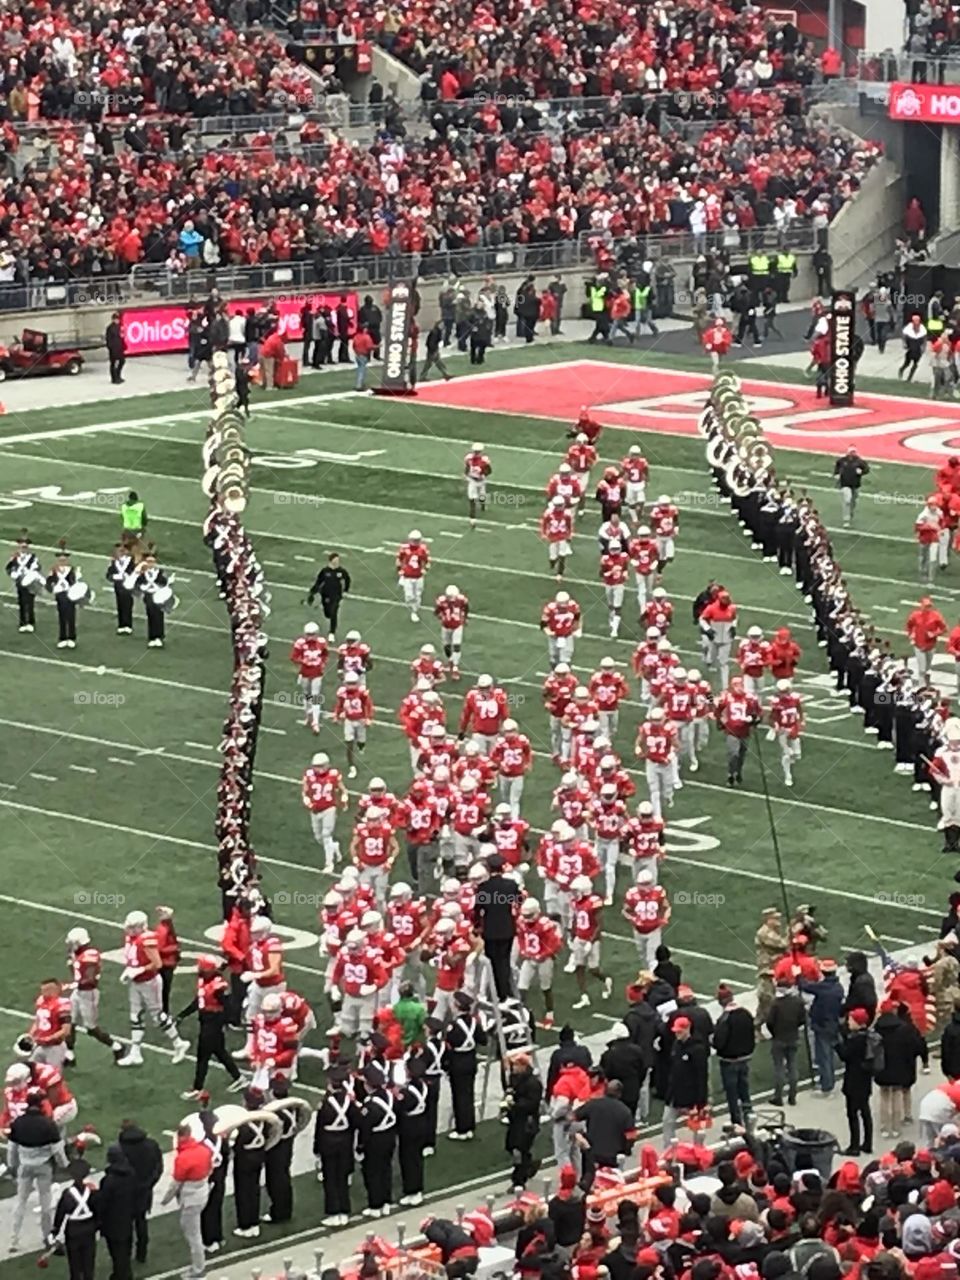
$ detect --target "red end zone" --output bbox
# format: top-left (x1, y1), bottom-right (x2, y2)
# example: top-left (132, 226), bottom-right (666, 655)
top-left (414, 360), bottom-right (960, 467)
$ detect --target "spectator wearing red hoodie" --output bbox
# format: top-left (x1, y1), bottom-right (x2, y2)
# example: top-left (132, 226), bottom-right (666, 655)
top-left (161, 1124), bottom-right (213, 1279)
top-left (548, 1040), bottom-right (594, 1176)
top-left (906, 597), bottom-right (947, 681)
top-left (770, 628), bottom-right (802, 679)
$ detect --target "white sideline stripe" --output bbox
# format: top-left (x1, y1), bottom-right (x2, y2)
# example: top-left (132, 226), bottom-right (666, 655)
top-left (29, 772), bottom-right (56, 782)
top-left (68, 764), bottom-right (97, 774)
top-left (183, 740), bottom-right (215, 751)
top-left (0, 710), bottom-right (942, 919)
top-left (0, 451), bottom-right (943, 594)
top-left (107, 755), bottom-right (136, 767)
top-left (0, 389), bottom-right (363, 445)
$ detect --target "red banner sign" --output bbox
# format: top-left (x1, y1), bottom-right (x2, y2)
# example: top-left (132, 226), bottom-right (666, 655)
top-left (888, 81), bottom-right (960, 123)
top-left (120, 291), bottom-right (359, 357)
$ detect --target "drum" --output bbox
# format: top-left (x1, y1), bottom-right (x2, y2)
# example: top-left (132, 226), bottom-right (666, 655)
top-left (19, 567), bottom-right (44, 594)
top-left (152, 584), bottom-right (178, 614)
top-left (67, 581), bottom-right (93, 607)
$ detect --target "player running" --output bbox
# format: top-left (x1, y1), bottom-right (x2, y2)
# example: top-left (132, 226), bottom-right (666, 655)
top-left (540, 495), bottom-right (574, 581)
top-left (635, 707), bottom-right (678, 821)
top-left (290, 621), bottom-right (329, 734)
top-left (649, 495), bottom-right (679, 571)
top-left (333, 670), bottom-right (374, 779)
top-left (569, 877), bottom-right (613, 1009)
top-left (463, 443), bottom-right (491, 526)
top-left (435, 585), bottom-right (469, 680)
top-left (767, 678), bottom-right (805, 788)
top-left (599, 543), bottom-right (630, 638)
top-left (516, 898), bottom-right (563, 1028)
top-left (541, 591), bottom-right (582, 669)
top-left (302, 751), bottom-right (349, 872)
top-left (116, 910), bottom-right (191, 1067)
top-left (397, 530), bottom-right (431, 622)
top-left (621, 445), bottom-right (649, 524)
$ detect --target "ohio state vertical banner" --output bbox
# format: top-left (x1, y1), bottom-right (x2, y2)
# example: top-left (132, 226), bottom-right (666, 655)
top-left (375, 278), bottom-right (418, 397)
top-left (829, 289), bottom-right (857, 408)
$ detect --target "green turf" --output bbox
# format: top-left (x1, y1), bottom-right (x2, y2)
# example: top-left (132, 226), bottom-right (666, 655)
top-left (0, 343), bottom-right (951, 1275)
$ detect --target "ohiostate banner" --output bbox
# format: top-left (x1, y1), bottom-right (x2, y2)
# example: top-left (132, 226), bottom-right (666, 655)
top-left (829, 289), bottom-right (857, 408)
top-left (375, 278), bottom-right (418, 397)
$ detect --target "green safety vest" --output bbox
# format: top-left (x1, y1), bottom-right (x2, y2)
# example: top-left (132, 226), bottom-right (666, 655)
top-left (776, 253), bottom-right (796, 273)
top-left (928, 302), bottom-right (945, 333)
top-left (121, 501), bottom-right (145, 531)
top-left (589, 285), bottom-right (607, 313)
top-left (750, 254), bottom-right (770, 276)
top-left (633, 285), bottom-right (651, 309)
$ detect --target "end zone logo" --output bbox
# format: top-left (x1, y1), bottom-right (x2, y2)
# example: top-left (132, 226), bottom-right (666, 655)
top-left (892, 86), bottom-right (923, 118)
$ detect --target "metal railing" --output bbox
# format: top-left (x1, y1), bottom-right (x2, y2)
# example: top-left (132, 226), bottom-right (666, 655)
top-left (0, 224), bottom-right (822, 315)
top-left (857, 49), bottom-right (960, 86)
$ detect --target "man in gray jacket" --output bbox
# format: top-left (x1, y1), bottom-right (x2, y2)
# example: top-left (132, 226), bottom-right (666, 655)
top-left (9, 1092), bottom-right (69, 1250)
top-left (766, 976), bottom-right (806, 1107)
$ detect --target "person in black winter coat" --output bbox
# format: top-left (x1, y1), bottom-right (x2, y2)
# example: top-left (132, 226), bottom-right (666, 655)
top-left (504, 1057), bottom-right (543, 1188)
top-left (836, 1010), bottom-right (875, 1155)
top-left (843, 952), bottom-right (878, 1020)
top-left (97, 1145), bottom-right (138, 1280)
top-left (117, 1121), bottom-right (163, 1264)
top-left (422, 1216), bottom-right (480, 1277)
top-left (766, 980), bottom-right (807, 1107)
top-left (662, 1017), bottom-right (709, 1146)
top-left (599, 1022), bottom-right (648, 1116)
top-left (941, 1002), bottom-right (960, 1079)
top-left (545, 1025), bottom-right (592, 1097)
top-left (874, 1001), bottom-right (929, 1138)
top-left (654, 944), bottom-right (682, 993)
top-left (547, 1165), bottom-right (586, 1248)
top-left (713, 985), bottom-right (756, 1125)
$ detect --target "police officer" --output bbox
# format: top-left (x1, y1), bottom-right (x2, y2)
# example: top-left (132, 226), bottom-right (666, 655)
top-left (748, 249), bottom-right (771, 304)
top-left (46, 549), bottom-right (79, 649)
top-left (929, 289), bottom-right (946, 341)
top-left (6, 532), bottom-right (41, 632)
top-left (775, 249), bottom-right (797, 303)
top-left (358, 1064), bottom-right (397, 1218)
top-left (313, 1063), bottom-right (360, 1227)
top-left (396, 1056), bottom-right (429, 1206)
top-left (106, 542), bottom-right (137, 635)
top-left (306, 551), bottom-right (352, 641)
top-left (443, 990), bottom-right (487, 1141)
top-left (120, 491), bottom-right (147, 550)
top-left (587, 277), bottom-right (611, 345)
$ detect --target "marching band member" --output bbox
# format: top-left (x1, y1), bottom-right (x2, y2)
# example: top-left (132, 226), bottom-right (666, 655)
top-left (396, 529), bottom-right (430, 622)
top-left (931, 717), bottom-right (960, 853)
top-left (443, 990), bottom-right (487, 1141)
top-left (7, 531), bottom-right (41, 632)
top-left (46, 548), bottom-right (79, 649)
top-left (768, 679), bottom-right (805, 788)
top-left (116, 910), bottom-right (191, 1067)
top-left (464, 443), bottom-right (491, 527)
top-left (313, 1062), bottom-right (361, 1227)
top-left (516, 897), bottom-right (563, 1027)
top-left (105, 542), bottom-right (137, 634)
top-left (435, 584), bottom-right (469, 680)
top-left (290, 621), bottom-right (329, 733)
top-left (133, 548), bottom-right (172, 648)
top-left (333, 670), bottom-right (374, 779)
top-left (358, 1063), bottom-right (398, 1217)
top-left (396, 1055), bottom-right (429, 1206)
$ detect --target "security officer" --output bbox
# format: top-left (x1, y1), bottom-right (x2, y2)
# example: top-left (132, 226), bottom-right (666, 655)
top-left (6, 532), bottom-right (41, 632)
top-left (396, 1056), bottom-right (429, 1206)
top-left (46, 549), bottom-right (79, 649)
top-left (313, 1063), bottom-right (360, 1227)
top-left (748, 249), bottom-right (771, 304)
top-left (358, 1064), bottom-right (397, 1218)
top-left (632, 276), bottom-right (658, 337)
top-left (928, 289), bottom-right (946, 340)
top-left (120, 491), bottom-right (147, 550)
top-left (587, 277), bottom-right (611, 345)
top-left (106, 542), bottom-right (137, 635)
top-left (775, 249), bottom-right (797, 303)
top-left (443, 990), bottom-right (487, 1140)
top-left (263, 1077), bottom-right (298, 1225)
top-left (306, 551), bottom-right (352, 640)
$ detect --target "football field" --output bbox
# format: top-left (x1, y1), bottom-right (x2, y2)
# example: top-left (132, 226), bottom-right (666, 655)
top-left (0, 343), bottom-right (955, 1271)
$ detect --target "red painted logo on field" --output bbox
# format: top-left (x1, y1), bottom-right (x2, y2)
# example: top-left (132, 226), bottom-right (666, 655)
top-left (415, 361), bottom-right (960, 466)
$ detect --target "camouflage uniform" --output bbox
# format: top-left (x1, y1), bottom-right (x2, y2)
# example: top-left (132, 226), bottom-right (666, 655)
top-left (755, 909), bottom-right (789, 1025)
top-left (790, 904), bottom-right (828, 954)
top-left (932, 946), bottom-right (960, 1025)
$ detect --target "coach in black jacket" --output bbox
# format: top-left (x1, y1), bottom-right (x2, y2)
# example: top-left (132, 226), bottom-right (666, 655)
top-left (118, 1121), bottom-right (163, 1265)
top-left (473, 853), bottom-right (521, 997)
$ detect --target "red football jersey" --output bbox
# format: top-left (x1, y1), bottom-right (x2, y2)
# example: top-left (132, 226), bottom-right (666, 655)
top-left (397, 542), bottom-right (430, 579)
top-left (290, 635), bottom-right (329, 678)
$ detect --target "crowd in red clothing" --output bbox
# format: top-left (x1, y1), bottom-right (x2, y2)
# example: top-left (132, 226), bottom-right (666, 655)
top-left (0, 0), bottom-right (317, 123)
top-left (2, 100), bottom-right (880, 283)
top-left (321, 0), bottom-right (819, 104)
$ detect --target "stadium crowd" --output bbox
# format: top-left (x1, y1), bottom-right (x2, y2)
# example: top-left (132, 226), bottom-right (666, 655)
top-left (0, 104), bottom-right (878, 285)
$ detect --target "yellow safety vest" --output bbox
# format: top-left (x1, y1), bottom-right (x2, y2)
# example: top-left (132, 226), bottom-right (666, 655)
top-left (121, 501), bottom-right (145, 531)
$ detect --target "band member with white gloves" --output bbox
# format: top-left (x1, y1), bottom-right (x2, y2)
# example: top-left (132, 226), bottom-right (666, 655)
top-left (115, 910), bottom-right (191, 1067)
top-left (541, 591), bottom-right (582, 668)
top-left (46, 549), bottom-right (79, 649)
top-left (931, 717), bottom-right (960, 854)
top-left (302, 752), bottom-right (347, 873)
top-left (767, 679), bottom-right (805, 788)
top-left (7, 532), bottom-right (42, 632)
top-left (134, 549), bottom-right (172, 648)
top-left (105, 542), bottom-right (137, 634)
top-left (635, 707), bottom-right (678, 821)
top-left (396, 530), bottom-right (430, 622)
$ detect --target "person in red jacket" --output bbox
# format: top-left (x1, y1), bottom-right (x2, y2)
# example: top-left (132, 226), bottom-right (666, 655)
top-left (567, 406), bottom-right (602, 445)
top-left (906, 597), bottom-right (947, 680)
top-left (155, 905), bottom-right (181, 1016)
top-left (948, 620), bottom-right (960, 693)
top-left (221, 903), bottom-right (252, 1028)
top-left (161, 1124), bottom-right (215, 1276)
top-left (769, 627), bottom-right (801, 679)
top-left (811, 330), bottom-right (831, 398)
top-left (353, 327), bottom-right (375, 391)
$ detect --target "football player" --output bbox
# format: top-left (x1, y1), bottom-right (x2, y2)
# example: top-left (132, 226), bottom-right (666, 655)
top-left (569, 876), bottom-right (613, 1009)
top-left (289, 621), bottom-right (329, 733)
top-left (302, 751), bottom-right (348, 872)
top-left (333, 670), bottom-right (374, 779)
top-left (463, 444), bottom-right (491, 526)
top-left (515, 898), bottom-right (563, 1028)
top-left (396, 530), bottom-right (431, 622)
top-left (116, 910), bottom-right (191, 1067)
top-left (435, 585), bottom-right (469, 680)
